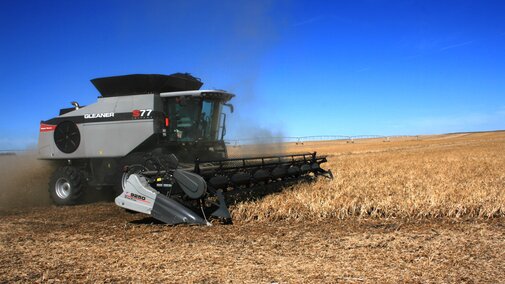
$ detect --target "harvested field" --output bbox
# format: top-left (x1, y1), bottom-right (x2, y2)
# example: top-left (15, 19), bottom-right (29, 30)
top-left (1, 131), bottom-right (505, 283)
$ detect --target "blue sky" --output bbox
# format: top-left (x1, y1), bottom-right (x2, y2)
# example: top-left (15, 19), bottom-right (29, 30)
top-left (0, 0), bottom-right (504, 149)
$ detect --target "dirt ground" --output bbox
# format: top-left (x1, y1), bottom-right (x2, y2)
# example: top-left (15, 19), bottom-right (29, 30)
top-left (1, 205), bottom-right (504, 283)
top-left (1, 132), bottom-right (505, 283)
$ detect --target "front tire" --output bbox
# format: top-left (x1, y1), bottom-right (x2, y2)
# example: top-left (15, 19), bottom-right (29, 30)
top-left (49, 166), bottom-right (85, 205)
top-left (113, 152), bottom-right (154, 196)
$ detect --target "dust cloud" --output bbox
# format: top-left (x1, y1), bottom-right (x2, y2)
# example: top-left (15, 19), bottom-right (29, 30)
top-left (217, 3), bottom-right (291, 157)
top-left (227, 121), bottom-right (287, 158)
top-left (176, 1), bottom-right (292, 157)
top-left (229, 141), bottom-right (287, 158)
top-left (0, 152), bottom-right (53, 210)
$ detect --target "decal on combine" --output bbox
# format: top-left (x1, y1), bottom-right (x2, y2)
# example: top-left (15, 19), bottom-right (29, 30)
top-left (125, 192), bottom-right (150, 203)
top-left (42, 111), bottom-right (157, 125)
top-left (84, 112), bottom-right (115, 119)
top-left (40, 123), bottom-right (56, 132)
top-left (132, 109), bottom-right (153, 119)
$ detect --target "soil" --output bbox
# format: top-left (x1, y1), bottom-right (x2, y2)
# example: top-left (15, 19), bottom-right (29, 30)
top-left (1, 204), bottom-right (504, 283)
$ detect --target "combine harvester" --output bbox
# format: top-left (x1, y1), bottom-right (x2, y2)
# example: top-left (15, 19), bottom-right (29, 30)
top-left (38, 73), bottom-right (332, 225)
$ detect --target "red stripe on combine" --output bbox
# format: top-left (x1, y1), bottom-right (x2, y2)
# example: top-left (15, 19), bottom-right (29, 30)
top-left (40, 124), bottom-right (56, 132)
top-left (125, 193), bottom-right (150, 204)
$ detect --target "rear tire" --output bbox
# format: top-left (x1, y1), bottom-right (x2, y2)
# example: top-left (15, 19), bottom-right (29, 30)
top-left (48, 166), bottom-right (85, 205)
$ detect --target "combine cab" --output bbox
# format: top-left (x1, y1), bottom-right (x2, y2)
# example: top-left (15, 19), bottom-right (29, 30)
top-left (38, 73), bottom-right (332, 225)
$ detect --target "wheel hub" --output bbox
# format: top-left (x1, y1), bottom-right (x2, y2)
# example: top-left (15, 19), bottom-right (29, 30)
top-left (55, 178), bottom-right (71, 199)
top-left (121, 165), bottom-right (148, 190)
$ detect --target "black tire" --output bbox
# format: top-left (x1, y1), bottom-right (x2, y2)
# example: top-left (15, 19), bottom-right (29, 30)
top-left (48, 166), bottom-right (85, 205)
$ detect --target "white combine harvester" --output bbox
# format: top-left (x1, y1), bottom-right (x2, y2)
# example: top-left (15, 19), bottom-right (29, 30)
top-left (38, 73), bottom-right (332, 225)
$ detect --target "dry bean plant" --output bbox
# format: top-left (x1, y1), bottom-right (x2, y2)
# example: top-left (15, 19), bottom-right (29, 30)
top-left (230, 132), bottom-right (505, 222)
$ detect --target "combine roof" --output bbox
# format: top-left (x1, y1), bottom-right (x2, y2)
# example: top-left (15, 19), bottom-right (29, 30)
top-left (160, 90), bottom-right (235, 101)
top-left (91, 73), bottom-right (203, 97)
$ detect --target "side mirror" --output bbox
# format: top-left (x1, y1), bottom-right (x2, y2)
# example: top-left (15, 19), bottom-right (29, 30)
top-left (224, 103), bottom-right (234, 113)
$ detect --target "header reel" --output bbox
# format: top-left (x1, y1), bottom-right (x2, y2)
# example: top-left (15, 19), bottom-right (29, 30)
top-left (115, 152), bottom-right (332, 225)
